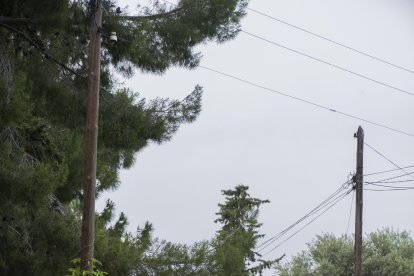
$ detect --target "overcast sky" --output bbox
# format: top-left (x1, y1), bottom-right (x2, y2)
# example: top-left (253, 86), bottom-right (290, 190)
top-left (97, 0), bottom-right (414, 271)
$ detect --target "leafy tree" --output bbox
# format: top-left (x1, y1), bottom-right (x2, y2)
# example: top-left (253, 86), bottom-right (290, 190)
top-left (277, 229), bottom-right (414, 276)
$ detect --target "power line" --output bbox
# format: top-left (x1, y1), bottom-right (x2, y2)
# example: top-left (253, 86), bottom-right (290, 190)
top-left (365, 187), bottom-right (414, 192)
top-left (364, 171), bottom-right (414, 184)
top-left (346, 190), bottom-right (354, 236)
top-left (199, 65), bottom-right (414, 138)
top-left (256, 180), bottom-right (352, 252)
top-left (368, 183), bottom-right (414, 189)
top-left (366, 179), bottom-right (414, 184)
top-left (364, 142), bottom-right (414, 180)
top-left (0, 23), bottom-right (85, 79)
top-left (262, 189), bottom-right (351, 256)
top-left (241, 30), bottom-right (414, 98)
top-left (364, 165), bottom-right (414, 176)
top-left (160, 0), bottom-right (414, 97)
top-left (261, 188), bottom-right (353, 257)
top-left (163, 0), bottom-right (414, 82)
top-left (139, 0), bottom-right (414, 139)
top-left (26, 0), bottom-right (413, 139)
top-left (256, 183), bottom-right (348, 251)
top-left (246, 7), bottom-right (414, 75)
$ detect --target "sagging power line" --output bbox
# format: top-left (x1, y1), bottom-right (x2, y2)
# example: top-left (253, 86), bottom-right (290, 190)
top-left (256, 178), bottom-right (353, 255)
top-left (261, 187), bottom-right (353, 258)
top-left (365, 142), bottom-right (414, 180)
top-left (162, 0), bottom-right (414, 98)
top-left (364, 165), bottom-right (414, 176)
top-left (241, 30), bottom-right (414, 97)
top-left (246, 7), bottom-right (414, 75)
top-left (200, 65), bottom-right (414, 139)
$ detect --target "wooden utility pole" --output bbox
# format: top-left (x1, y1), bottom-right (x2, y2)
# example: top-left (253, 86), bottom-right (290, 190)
top-left (354, 126), bottom-right (364, 276)
top-left (81, 0), bottom-right (102, 271)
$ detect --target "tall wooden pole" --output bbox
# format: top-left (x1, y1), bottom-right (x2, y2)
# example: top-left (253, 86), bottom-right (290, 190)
top-left (81, 0), bottom-right (102, 271)
top-left (354, 126), bottom-right (364, 276)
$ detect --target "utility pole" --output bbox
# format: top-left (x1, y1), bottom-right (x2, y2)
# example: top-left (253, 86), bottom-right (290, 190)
top-left (80, 0), bottom-right (102, 271)
top-left (354, 126), bottom-right (364, 276)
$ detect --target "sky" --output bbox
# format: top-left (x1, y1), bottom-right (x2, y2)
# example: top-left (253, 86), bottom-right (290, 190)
top-left (97, 0), bottom-right (414, 272)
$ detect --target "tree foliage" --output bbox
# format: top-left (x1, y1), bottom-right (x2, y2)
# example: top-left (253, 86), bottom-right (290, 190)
top-left (135, 239), bottom-right (212, 275)
top-left (211, 185), bottom-right (279, 276)
top-left (277, 229), bottom-right (414, 276)
top-left (0, 0), bottom-right (250, 273)
top-left (132, 185), bottom-right (278, 276)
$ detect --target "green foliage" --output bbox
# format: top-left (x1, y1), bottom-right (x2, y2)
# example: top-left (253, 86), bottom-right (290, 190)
top-left (67, 258), bottom-right (108, 276)
top-left (136, 239), bottom-right (212, 275)
top-left (94, 200), bottom-right (153, 275)
top-left (128, 185), bottom-right (279, 276)
top-left (211, 185), bottom-right (278, 276)
top-left (105, 0), bottom-right (249, 73)
top-left (0, 0), bottom-right (245, 201)
top-left (277, 229), bottom-right (414, 276)
top-left (0, 0), bottom-right (249, 273)
top-left (0, 203), bottom-right (80, 275)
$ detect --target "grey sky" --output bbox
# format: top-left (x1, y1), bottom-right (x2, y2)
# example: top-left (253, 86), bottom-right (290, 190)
top-left (97, 0), bottom-right (414, 270)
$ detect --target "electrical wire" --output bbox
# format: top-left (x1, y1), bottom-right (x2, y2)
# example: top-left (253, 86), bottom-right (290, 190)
top-left (364, 172), bottom-right (414, 192)
top-left (364, 142), bottom-right (414, 180)
top-left (7, 0), bottom-right (413, 140)
top-left (367, 183), bottom-right (414, 189)
top-left (365, 187), bottom-right (414, 192)
top-left (161, 0), bottom-right (414, 97)
top-left (346, 190), bottom-right (354, 236)
top-left (364, 165), bottom-right (414, 176)
top-left (104, 0), bottom-right (414, 140)
top-left (246, 7), bottom-right (414, 75)
top-left (364, 171), bottom-right (414, 184)
top-left (241, 30), bottom-right (414, 97)
top-left (0, 23), bottom-right (85, 79)
top-left (366, 179), bottom-right (414, 184)
top-left (261, 188), bottom-right (353, 257)
top-left (199, 65), bottom-right (414, 138)
top-left (256, 184), bottom-right (347, 251)
top-left (256, 180), bottom-right (352, 252)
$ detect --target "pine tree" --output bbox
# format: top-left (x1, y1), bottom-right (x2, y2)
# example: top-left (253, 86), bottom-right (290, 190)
top-left (212, 185), bottom-right (279, 275)
top-left (0, 0), bottom-right (249, 273)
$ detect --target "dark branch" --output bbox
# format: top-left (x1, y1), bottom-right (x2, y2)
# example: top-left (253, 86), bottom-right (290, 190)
top-left (117, 8), bottom-right (183, 21)
top-left (0, 7), bottom-right (183, 25)
top-left (0, 17), bottom-right (31, 24)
